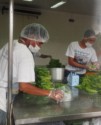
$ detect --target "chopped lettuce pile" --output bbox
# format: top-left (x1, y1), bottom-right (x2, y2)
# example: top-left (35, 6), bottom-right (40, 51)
top-left (47, 59), bottom-right (64, 68)
top-left (35, 67), bottom-right (53, 90)
top-left (35, 67), bottom-right (65, 90)
top-left (76, 74), bottom-right (101, 94)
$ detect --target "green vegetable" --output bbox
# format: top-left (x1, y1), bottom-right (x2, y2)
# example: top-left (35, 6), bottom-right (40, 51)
top-left (85, 87), bottom-right (97, 94)
top-left (34, 67), bottom-right (66, 90)
top-left (76, 74), bottom-right (101, 95)
top-left (88, 64), bottom-right (96, 70)
top-left (35, 67), bottom-right (53, 90)
top-left (54, 83), bottom-right (65, 88)
top-left (47, 59), bottom-right (64, 68)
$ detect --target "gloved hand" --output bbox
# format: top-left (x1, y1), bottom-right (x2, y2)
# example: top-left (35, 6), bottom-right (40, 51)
top-left (88, 64), bottom-right (96, 71)
top-left (94, 63), bottom-right (100, 70)
top-left (87, 63), bottom-right (100, 71)
top-left (48, 89), bottom-right (64, 103)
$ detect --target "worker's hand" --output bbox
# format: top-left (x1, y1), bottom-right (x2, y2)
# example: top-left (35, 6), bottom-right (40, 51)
top-left (88, 65), bottom-right (96, 71)
top-left (48, 55), bottom-right (52, 59)
top-left (87, 63), bottom-right (100, 71)
top-left (40, 54), bottom-right (52, 58)
top-left (93, 63), bottom-right (100, 70)
top-left (45, 55), bottom-right (52, 59)
top-left (48, 89), bottom-right (64, 103)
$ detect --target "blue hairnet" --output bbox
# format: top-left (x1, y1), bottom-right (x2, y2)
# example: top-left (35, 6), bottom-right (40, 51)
top-left (84, 29), bottom-right (96, 38)
top-left (20, 23), bottom-right (49, 43)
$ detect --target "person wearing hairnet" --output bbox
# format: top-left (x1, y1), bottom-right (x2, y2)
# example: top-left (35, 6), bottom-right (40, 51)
top-left (64, 29), bottom-right (100, 83)
top-left (64, 29), bottom-right (100, 125)
top-left (0, 23), bottom-right (64, 125)
top-left (21, 23), bottom-right (52, 59)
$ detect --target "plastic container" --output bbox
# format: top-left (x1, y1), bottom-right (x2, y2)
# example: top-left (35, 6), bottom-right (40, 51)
top-left (67, 72), bottom-right (79, 86)
top-left (60, 92), bottom-right (72, 102)
top-left (70, 86), bottom-right (79, 98)
top-left (59, 85), bottom-right (72, 102)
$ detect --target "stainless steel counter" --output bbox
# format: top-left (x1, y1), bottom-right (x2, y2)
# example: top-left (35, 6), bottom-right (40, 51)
top-left (13, 88), bottom-right (101, 125)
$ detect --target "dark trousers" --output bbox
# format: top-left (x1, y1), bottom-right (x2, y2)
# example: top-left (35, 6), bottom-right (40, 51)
top-left (0, 109), bottom-right (6, 125)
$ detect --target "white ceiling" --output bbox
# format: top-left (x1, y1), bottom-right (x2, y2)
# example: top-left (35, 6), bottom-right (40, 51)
top-left (0, 0), bottom-right (101, 16)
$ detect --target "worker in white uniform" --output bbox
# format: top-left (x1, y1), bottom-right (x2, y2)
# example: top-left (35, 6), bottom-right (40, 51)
top-left (64, 29), bottom-right (100, 125)
top-left (64, 29), bottom-right (99, 83)
top-left (0, 23), bottom-right (64, 125)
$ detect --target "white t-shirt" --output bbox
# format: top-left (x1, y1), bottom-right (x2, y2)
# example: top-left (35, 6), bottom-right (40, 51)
top-left (65, 41), bottom-right (98, 74)
top-left (0, 40), bottom-right (35, 112)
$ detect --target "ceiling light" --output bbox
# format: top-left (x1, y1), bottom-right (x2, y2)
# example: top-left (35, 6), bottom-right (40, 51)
top-left (51, 0), bottom-right (66, 9)
top-left (23, 0), bottom-right (33, 1)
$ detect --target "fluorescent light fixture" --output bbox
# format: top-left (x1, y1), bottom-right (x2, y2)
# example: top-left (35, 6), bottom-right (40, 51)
top-left (51, 1), bottom-right (66, 9)
top-left (24, 0), bottom-right (33, 1)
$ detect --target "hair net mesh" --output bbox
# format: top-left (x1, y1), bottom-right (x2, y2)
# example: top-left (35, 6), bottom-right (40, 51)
top-left (84, 29), bottom-right (95, 38)
top-left (20, 23), bottom-right (49, 42)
